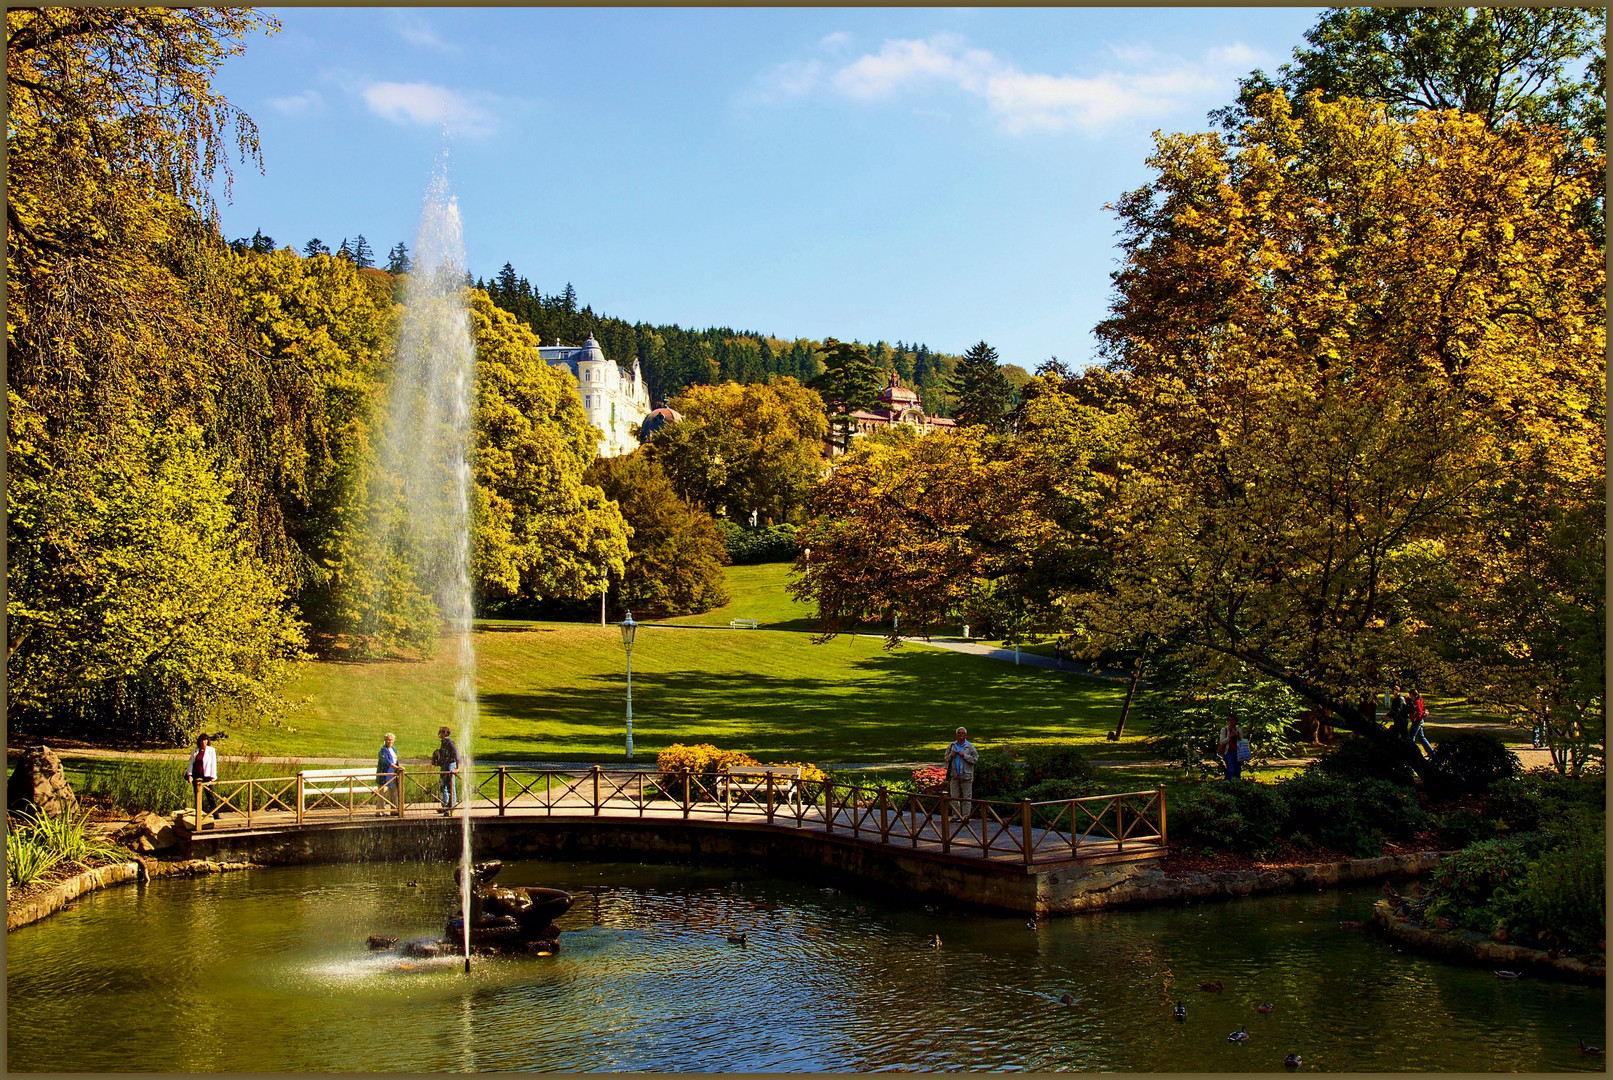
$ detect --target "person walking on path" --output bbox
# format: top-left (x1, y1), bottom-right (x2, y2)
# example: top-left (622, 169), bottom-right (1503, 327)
top-left (376, 733), bottom-right (400, 806)
top-left (1217, 712), bottom-right (1244, 781)
top-left (186, 733), bottom-right (220, 820)
top-left (1386, 686), bottom-right (1410, 738)
top-left (945, 727), bottom-right (978, 819)
top-left (1408, 691), bottom-right (1434, 757)
top-left (434, 726), bottom-right (460, 813)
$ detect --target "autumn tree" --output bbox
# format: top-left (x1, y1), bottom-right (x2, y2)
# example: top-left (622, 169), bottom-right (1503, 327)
top-left (586, 452), bottom-right (731, 617)
top-left (949, 341), bottom-right (1013, 432)
top-left (650, 378), bottom-right (828, 523)
top-left (1075, 92), bottom-right (1604, 776)
top-left (809, 338), bottom-right (881, 453)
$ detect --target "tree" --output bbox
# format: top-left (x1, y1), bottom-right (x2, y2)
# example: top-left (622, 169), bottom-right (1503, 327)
top-left (304, 238), bottom-right (331, 258)
top-left (387, 242), bottom-right (412, 275)
top-left (948, 341), bottom-right (1012, 433)
top-left (650, 378), bottom-right (828, 523)
top-left (351, 234), bottom-right (375, 269)
top-left (585, 452), bottom-right (731, 617)
top-left (467, 290), bottom-right (630, 603)
top-left (809, 338), bottom-right (882, 453)
top-left (1078, 93), bottom-right (1604, 778)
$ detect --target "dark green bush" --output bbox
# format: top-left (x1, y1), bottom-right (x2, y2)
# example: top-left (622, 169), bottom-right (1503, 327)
top-left (1354, 777), bottom-right (1434, 841)
top-left (718, 521), bottom-right (798, 565)
top-left (1428, 731), bottom-right (1520, 797)
top-left (1313, 735), bottom-right (1418, 788)
top-left (1486, 772), bottom-right (1604, 834)
top-left (1018, 778), bottom-right (1104, 803)
top-left (1278, 769), bottom-right (1383, 857)
top-left (1438, 807), bottom-right (1498, 849)
top-left (1423, 836), bottom-right (1537, 932)
top-left (1498, 811), bottom-right (1605, 952)
top-left (970, 746), bottom-right (1023, 799)
top-left (1018, 744), bottom-right (1093, 786)
top-left (1172, 781), bottom-right (1287, 857)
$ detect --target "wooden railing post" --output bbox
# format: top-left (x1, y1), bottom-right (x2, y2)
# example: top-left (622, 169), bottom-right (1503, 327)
top-left (638, 771), bottom-right (645, 818)
top-left (394, 767), bottom-right (405, 818)
top-left (765, 772), bottom-right (775, 824)
top-left (245, 780), bottom-right (254, 829)
top-left (195, 780), bottom-right (204, 830)
top-left (824, 782), bottom-right (834, 834)
top-left (850, 786), bottom-right (860, 839)
top-left (592, 765), bottom-right (601, 816)
top-left (498, 767), bottom-right (507, 816)
top-left (1116, 796), bottom-right (1125, 852)
top-left (295, 775), bottom-right (304, 825)
top-left (683, 773), bottom-right (691, 819)
top-left (940, 791), bottom-right (951, 854)
top-left (978, 799), bottom-right (988, 855)
top-left (1158, 784), bottom-right (1168, 848)
top-left (1021, 799), bottom-right (1033, 866)
top-left (878, 786), bottom-right (890, 843)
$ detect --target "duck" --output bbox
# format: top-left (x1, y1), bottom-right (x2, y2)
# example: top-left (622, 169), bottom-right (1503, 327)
top-left (405, 881), bottom-right (419, 888)
top-left (1228, 1027), bottom-right (1250, 1043)
top-left (1257, 1002), bottom-right (1275, 1014)
top-left (1493, 970), bottom-right (1522, 979)
top-left (1026, 921), bottom-right (1039, 931)
top-left (726, 933), bottom-right (747, 945)
top-left (1283, 1053), bottom-right (1302, 1069)
top-left (1579, 1041), bottom-right (1603, 1056)
top-left (1172, 1001), bottom-right (1187, 1022)
top-left (931, 934), bottom-right (943, 948)
top-left (1199, 981), bottom-right (1224, 992)
top-left (1059, 992), bottom-right (1075, 1005)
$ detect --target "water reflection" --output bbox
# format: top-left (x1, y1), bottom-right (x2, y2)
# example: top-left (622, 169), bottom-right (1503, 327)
top-left (6, 860), bottom-right (1603, 1072)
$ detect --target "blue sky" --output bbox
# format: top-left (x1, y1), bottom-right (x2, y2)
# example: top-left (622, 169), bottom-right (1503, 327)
top-left (212, 7), bottom-right (1323, 367)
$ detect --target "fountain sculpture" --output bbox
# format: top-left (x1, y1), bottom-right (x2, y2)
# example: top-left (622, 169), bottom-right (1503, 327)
top-left (369, 861), bottom-right (573, 958)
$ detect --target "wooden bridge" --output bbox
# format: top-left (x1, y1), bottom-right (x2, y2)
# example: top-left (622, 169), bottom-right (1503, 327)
top-left (177, 766), bottom-right (1168, 913)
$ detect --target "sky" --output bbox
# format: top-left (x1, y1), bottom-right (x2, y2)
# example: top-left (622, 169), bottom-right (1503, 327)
top-left (212, 7), bottom-right (1324, 368)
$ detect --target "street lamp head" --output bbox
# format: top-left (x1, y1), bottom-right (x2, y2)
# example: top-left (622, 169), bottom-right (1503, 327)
top-left (619, 611), bottom-right (637, 648)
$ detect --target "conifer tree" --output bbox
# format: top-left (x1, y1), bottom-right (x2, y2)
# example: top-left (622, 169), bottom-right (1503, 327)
top-left (811, 338), bottom-right (882, 453)
top-left (351, 234), bottom-right (374, 268)
top-left (386, 241), bottom-right (411, 274)
top-left (949, 340), bottom-right (1012, 432)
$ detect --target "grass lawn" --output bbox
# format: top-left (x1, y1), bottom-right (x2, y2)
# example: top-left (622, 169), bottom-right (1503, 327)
top-left (656, 562), bottom-right (816, 629)
top-left (252, 618), bottom-right (1135, 766)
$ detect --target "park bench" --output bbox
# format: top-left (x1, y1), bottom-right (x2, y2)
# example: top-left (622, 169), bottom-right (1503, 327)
top-left (729, 618), bottom-right (760, 630)
top-left (299, 767), bottom-right (399, 817)
top-left (719, 764), bottom-right (802, 810)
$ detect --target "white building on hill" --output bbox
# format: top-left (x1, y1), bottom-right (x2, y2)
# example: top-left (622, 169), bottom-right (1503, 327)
top-left (539, 333), bottom-right (651, 458)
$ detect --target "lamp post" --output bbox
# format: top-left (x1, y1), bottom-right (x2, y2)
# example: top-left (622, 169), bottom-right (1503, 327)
top-left (619, 611), bottom-right (637, 760)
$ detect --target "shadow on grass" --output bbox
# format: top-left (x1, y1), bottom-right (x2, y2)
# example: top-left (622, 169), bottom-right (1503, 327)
top-left (477, 648), bottom-right (1125, 761)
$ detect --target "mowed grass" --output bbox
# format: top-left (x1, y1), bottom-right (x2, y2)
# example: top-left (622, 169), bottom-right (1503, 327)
top-left (656, 562), bottom-right (815, 628)
top-left (257, 619), bottom-right (1130, 765)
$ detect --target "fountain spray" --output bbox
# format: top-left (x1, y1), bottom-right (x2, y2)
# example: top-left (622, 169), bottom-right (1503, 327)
top-left (385, 159), bottom-right (479, 973)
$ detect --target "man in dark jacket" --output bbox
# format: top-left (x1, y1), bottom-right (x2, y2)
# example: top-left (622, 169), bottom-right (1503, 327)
top-left (435, 726), bottom-right (460, 813)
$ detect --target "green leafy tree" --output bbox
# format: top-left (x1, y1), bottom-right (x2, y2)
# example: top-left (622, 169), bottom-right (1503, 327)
top-left (651, 378), bottom-right (828, 523)
top-left (586, 452), bottom-right (731, 617)
top-left (948, 341), bottom-right (1012, 433)
top-left (810, 338), bottom-right (881, 453)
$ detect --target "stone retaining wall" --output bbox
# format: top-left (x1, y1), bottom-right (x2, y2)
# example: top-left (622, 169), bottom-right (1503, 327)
top-left (7, 857), bottom-right (257, 932)
top-left (1370, 899), bottom-right (1605, 986)
top-left (1059, 851), bottom-right (1445, 912)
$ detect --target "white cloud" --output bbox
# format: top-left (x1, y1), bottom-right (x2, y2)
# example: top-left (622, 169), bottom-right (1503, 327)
top-left (390, 10), bottom-right (457, 52)
top-left (268, 89), bottom-right (323, 115)
top-left (362, 81), bottom-right (496, 137)
top-left (758, 33), bottom-right (1267, 136)
top-left (819, 31), bottom-right (854, 53)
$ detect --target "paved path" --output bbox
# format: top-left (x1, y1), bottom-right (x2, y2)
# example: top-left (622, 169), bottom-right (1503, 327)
top-left (899, 637), bottom-right (1129, 680)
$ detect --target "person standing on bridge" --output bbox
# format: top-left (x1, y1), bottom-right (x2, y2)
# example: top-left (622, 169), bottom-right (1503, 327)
top-left (945, 727), bottom-right (978, 819)
top-left (186, 733), bottom-right (220, 821)
top-left (434, 726), bottom-right (460, 814)
top-left (376, 733), bottom-right (399, 805)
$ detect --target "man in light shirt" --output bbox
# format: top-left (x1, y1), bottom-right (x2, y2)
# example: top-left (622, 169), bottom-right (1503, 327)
top-left (944, 727), bottom-right (978, 818)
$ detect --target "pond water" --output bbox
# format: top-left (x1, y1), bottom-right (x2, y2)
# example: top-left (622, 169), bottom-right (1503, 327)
top-left (7, 860), bottom-right (1603, 1072)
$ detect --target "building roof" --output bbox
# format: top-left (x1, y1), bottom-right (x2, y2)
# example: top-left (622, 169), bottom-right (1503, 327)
top-left (639, 405), bottom-right (683, 442)
top-left (876, 371), bottom-right (921, 407)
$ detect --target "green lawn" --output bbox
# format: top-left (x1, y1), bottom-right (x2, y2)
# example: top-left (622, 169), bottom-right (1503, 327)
top-left (656, 562), bottom-right (816, 628)
top-left (251, 617), bottom-right (1132, 766)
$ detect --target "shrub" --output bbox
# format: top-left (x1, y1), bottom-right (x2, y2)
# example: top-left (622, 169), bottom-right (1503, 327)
top-left (1438, 807), bottom-right (1498, 849)
top-left (1172, 781), bottom-right (1287, 857)
top-left (1354, 777), bottom-right (1434, 841)
top-left (5, 807), bottom-right (127, 891)
top-left (6, 830), bottom-right (61, 889)
top-left (911, 765), bottom-right (946, 794)
top-left (1428, 731), bottom-right (1520, 797)
top-left (1423, 836), bottom-right (1537, 932)
top-left (718, 521), bottom-right (799, 565)
top-left (1018, 778), bottom-right (1105, 803)
top-left (1278, 769), bottom-right (1383, 857)
top-left (970, 746), bottom-right (1023, 799)
top-left (655, 743), bottom-right (759, 789)
top-left (1484, 777), bottom-right (1549, 834)
top-left (1486, 771), bottom-right (1604, 834)
top-left (1314, 736), bottom-right (1418, 789)
top-left (1018, 744), bottom-right (1093, 786)
top-left (1499, 812), bottom-right (1605, 952)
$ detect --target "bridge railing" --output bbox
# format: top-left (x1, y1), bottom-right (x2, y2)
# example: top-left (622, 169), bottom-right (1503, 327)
top-left (188, 765), bottom-right (1165, 866)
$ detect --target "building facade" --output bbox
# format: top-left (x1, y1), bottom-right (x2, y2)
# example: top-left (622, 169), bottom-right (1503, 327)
top-left (539, 333), bottom-right (652, 458)
top-left (830, 372), bottom-right (957, 455)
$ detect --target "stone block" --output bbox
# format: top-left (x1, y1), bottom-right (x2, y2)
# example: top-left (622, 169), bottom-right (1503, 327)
top-left (7, 745), bottom-right (78, 818)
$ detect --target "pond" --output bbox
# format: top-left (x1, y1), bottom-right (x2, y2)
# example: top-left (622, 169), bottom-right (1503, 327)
top-left (7, 860), bottom-right (1603, 1072)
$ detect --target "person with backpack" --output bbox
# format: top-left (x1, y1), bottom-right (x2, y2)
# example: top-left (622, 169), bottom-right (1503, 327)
top-left (434, 726), bottom-right (460, 814)
top-left (1217, 712), bottom-right (1246, 780)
